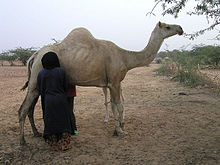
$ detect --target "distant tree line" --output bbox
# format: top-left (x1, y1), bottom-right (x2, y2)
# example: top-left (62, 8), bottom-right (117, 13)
top-left (0, 47), bottom-right (36, 66)
top-left (156, 45), bottom-right (220, 88)
top-left (157, 45), bottom-right (220, 67)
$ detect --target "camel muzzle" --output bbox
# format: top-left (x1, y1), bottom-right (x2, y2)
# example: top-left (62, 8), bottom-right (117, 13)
top-left (177, 27), bottom-right (184, 35)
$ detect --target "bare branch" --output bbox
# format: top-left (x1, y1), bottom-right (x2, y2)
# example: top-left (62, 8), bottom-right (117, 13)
top-left (151, 0), bottom-right (220, 39)
top-left (146, 1), bottom-right (160, 16)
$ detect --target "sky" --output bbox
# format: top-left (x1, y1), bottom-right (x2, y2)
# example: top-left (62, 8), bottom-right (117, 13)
top-left (0, 0), bottom-right (219, 53)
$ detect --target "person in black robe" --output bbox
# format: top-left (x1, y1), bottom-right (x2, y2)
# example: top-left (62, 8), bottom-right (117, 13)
top-left (37, 51), bottom-right (74, 151)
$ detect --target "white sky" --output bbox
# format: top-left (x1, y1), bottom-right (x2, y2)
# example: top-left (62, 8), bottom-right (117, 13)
top-left (0, 0), bottom-right (219, 53)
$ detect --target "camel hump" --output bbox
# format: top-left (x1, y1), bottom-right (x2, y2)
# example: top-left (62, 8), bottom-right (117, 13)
top-left (70, 27), bottom-right (93, 36)
top-left (62, 27), bottom-right (95, 44)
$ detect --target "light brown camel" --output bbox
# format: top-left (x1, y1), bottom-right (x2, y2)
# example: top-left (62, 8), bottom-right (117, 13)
top-left (21, 60), bottom-right (123, 123)
top-left (18, 22), bottom-right (183, 145)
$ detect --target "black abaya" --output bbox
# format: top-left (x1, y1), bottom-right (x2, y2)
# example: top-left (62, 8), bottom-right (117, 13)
top-left (37, 67), bottom-right (73, 139)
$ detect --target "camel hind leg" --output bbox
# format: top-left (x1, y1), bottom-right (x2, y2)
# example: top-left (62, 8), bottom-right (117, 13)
top-left (27, 96), bottom-right (41, 137)
top-left (18, 89), bottom-right (39, 145)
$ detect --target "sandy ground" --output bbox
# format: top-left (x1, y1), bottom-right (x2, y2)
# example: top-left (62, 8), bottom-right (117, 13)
top-left (0, 64), bottom-right (219, 165)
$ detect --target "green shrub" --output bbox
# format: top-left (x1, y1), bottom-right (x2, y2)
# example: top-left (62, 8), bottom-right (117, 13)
top-left (174, 69), bottom-right (205, 87)
top-left (10, 47), bottom-right (36, 66)
top-left (0, 51), bottom-right (17, 66)
top-left (191, 45), bottom-right (220, 68)
top-left (156, 50), bottom-right (206, 87)
top-left (156, 60), bottom-right (174, 76)
top-left (0, 47), bottom-right (36, 66)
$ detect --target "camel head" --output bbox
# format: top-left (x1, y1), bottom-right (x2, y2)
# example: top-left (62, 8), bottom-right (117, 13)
top-left (155, 21), bottom-right (183, 39)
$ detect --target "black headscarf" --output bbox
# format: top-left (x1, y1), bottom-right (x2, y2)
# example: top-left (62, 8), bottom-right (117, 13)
top-left (41, 52), bottom-right (60, 69)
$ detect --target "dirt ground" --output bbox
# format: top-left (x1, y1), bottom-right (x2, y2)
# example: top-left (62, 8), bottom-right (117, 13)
top-left (0, 64), bottom-right (219, 165)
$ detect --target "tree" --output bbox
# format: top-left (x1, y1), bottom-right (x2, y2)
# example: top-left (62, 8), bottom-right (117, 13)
top-left (152, 0), bottom-right (220, 39)
top-left (192, 45), bottom-right (220, 66)
top-left (0, 51), bottom-right (17, 66)
top-left (0, 53), bottom-right (8, 66)
top-left (0, 47), bottom-right (36, 66)
top-left (9, 47), bottom-right (36, 66)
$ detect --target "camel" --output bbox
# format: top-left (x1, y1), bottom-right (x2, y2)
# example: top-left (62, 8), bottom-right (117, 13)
top-left (21, 60), bottom-right (123, 123)
top-left (18, 22), bottom-right (183, 145)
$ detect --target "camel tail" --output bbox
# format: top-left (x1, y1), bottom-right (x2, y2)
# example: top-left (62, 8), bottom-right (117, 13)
top-left (20, 81), bottom-right (29, 91)
top-left (20, 52), bottom-right (37, 91)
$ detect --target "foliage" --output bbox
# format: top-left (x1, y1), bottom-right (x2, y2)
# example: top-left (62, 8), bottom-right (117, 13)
top-left (156, 45), bottom-right (220, 87)
top-left (10, 47), bottom-right (36, 66)
top-left (172, 51), bottom-right (205, 87)
top-left (0, 53), bottom-right (8, 61)
top-left (157, 45), bottom-right (220, 68)
top-left (0, 47), bottom-right (36, 66)
top-left (191, 45), bottom-right (220, 67)
top-left (155, 58), bottom-right (163, 64)
top-left (157, 49), bottom-right (183, 59)
top-left (0, 51), bottom-right (17, 66)
top-left (153, 0), bottom-right (220, 39)
top-left (156, 59), bottom-right (174, 76)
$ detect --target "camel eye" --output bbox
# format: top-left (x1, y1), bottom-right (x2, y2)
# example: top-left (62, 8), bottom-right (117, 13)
top-left (166, 26), bottom-right (170, 30)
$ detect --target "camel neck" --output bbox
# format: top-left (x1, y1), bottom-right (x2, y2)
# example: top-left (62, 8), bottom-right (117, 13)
top-left (123, 31), bottom-right (164, 71)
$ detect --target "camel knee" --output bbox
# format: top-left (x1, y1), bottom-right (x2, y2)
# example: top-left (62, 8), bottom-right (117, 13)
top-left (18, 107), bottom-right (28, 122)
top-left (18, 111), bottom-right (25, 123)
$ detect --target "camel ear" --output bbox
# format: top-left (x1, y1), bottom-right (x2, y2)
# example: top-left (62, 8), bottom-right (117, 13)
top-left (158, 21), bottom-right (162, 28)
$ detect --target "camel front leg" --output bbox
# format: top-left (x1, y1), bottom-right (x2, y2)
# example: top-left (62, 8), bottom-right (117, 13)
top-left (120, 84), bottom-right (124, 104)
top-left (102, 87), bottom-right (109, 122)
top-left (27, 96), bottom-right (41, 137)
top-left (18, 89), bottom-right (39, 145)
top-left (116, 102), bottom-right (125, 130)
top-left (119, 85), bottom-right (125, 129)
top-left (109, 84), bottom-right (127, 136)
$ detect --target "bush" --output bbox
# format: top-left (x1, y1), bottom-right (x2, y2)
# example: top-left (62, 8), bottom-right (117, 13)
top-left (156, 59), bottom-right (176, 76)
top-left (0, 51), bottom-right (17, 66)
top-left (156, 48), bottom-right (214, 88)
top-left (191, 45), bottom-right (220, 68)
top-left (155, 58), bottom-right (162, 64)
top-left (174, 69), bottom-right (205, 87)
top-left (10, 47), bottom-right (36, 66)
top-left (0, 47), bottom-right (36, 66)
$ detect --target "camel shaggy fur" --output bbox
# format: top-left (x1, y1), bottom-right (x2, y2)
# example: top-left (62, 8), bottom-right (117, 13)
top-left (18, 22), bottom-right (183, 145)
